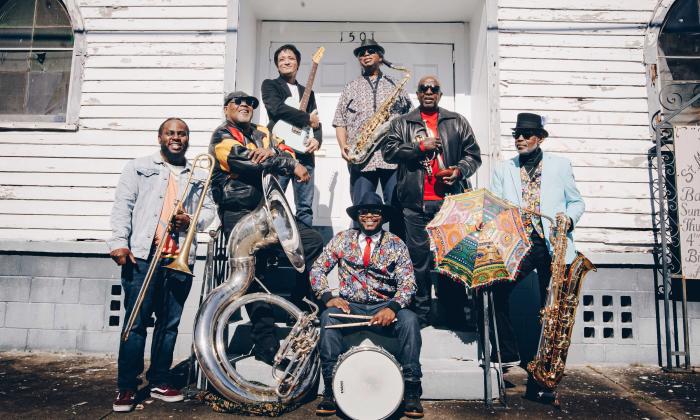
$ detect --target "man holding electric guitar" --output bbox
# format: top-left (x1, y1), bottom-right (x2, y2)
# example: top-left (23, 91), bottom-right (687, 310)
top-left (261, 44), bottom-right (324, 228)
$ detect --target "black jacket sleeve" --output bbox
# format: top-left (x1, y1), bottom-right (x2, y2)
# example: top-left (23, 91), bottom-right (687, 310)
top-left (261, 79), bottom-right (312, 130)
top-left (456, 116), bottom-right (482, 181)
top-left (307, 90), bottom-right (323, 144)
top-left (382, 116), bottom-right (423, 163)
top-left (211, 126), bottom-right (297, 178)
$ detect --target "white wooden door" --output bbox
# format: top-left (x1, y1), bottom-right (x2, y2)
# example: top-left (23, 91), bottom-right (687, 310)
top-left (256, 22), bottom-right (463, 231)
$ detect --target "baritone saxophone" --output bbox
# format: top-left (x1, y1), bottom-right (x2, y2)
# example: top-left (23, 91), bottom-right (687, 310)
top-left (527, 213), bottom-right (596, 390)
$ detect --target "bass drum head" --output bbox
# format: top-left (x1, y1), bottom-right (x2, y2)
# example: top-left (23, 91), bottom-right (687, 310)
top-left (332, 347), bottom-right (404, 420)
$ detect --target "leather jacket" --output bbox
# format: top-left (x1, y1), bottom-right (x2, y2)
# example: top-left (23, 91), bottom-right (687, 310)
top-left (209, 121), bottom-right (297, 212)
top-left (382, 107), bottom-right (482, 211)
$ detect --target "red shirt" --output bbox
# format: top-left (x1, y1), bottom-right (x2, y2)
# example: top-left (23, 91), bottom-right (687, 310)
top-left (421, 110), bottom-right (446, 201)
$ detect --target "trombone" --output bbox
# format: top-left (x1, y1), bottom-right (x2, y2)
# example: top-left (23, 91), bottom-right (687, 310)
top-left (121, 153), bottom-right (215, 342)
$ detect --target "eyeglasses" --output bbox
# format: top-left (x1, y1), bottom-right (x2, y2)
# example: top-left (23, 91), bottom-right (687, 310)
top-left (417, 84), bottom-right (441, 94)
top-left (358, 48), bottom-right (379, 57)
top-left (358, 209), bottom-right (382, 217)
top-left (512, 129), bottom-right (538, 139)
top-left (232, 96), bottom-right (259, 109)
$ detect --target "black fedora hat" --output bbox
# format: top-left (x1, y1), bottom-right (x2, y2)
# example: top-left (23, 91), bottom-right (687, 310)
top-left (353, 39), bottom-right (385, 57)
top-left (346, 191), bottom-right (395, 222)
top-left (512, 112), bottom-right (548, 138)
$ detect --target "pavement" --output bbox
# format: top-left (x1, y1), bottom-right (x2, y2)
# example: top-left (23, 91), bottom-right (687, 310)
top-left (0, 351), bottom-right (697, 419)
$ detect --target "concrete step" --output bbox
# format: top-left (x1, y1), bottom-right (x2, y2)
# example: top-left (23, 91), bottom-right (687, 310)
top-left (230, 354), bottom-right (498, 400)
top-left (225, 322), bottom-right (479, 361)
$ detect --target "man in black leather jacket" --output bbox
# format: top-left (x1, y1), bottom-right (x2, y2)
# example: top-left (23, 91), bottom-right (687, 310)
top-left (382, 76), bottom-right (481, 327)
top-left (209, 90), bottom-right (323, 364)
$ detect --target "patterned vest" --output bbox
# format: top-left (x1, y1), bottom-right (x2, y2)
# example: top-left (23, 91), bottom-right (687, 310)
top-left (520, 162), bottom-right (545, 238)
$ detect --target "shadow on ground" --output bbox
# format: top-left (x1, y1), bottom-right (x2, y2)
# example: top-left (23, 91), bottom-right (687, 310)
top-left (0, 352), bottom-right (696, 419)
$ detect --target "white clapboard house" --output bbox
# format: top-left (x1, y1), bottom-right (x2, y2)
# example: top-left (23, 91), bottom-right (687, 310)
top-left (0, 0), bottom-right (698, 395)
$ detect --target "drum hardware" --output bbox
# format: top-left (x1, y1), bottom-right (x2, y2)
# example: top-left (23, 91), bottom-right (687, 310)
top-left (325, 313), bottom-right (398, 329)
top-left (332, 346), bottom-right (404, 420)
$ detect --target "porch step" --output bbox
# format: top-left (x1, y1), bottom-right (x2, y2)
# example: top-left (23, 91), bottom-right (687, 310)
top-left (221, 324), bottom-right (497, 400)
top-left (233, 356), bottom-right (498, 400)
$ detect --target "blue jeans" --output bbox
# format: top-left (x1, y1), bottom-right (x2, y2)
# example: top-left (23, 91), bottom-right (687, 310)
top-left (319, 302), bottom-right (422, 382)
top-left (117, 255), bottom-right (192, 390)
top-left (277, 153), bottom-right (314, 227)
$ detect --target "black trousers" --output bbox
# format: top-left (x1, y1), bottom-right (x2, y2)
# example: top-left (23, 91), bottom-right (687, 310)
top-left (221, 208), bottom-right (323, 352)
top-left (484, 232), bottom-right (552, 362)
top-left (402, 200), bottom-right (467, 326)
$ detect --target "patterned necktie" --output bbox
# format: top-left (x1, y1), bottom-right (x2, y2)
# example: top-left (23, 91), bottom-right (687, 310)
top-left (363, 236), bottom-right (372, 268)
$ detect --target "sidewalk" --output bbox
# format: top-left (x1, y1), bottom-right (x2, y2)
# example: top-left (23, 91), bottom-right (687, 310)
top-left (0, 351), bottom-right (697, 419)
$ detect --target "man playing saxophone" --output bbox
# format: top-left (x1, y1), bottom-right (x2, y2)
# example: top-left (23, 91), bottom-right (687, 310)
top-left (489, 112), bottom-right (585, 403)
top-left (209, 91), bottom-right (324, 366)
top-left (333, 39), bottom-right (412, 234)
top-left (382, 75), bottom-right (482, 327)
top-left (107, 118), bottom-right (216, 412)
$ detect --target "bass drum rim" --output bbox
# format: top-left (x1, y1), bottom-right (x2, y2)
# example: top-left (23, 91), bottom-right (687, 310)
top-left (195, 291), bottom-right (320, 405)
top-left (332, 345), bottom-right (404, 420)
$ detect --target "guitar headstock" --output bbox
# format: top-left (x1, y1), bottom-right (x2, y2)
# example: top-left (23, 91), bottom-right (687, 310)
top-left (312, 47), bottom-right (325, 64)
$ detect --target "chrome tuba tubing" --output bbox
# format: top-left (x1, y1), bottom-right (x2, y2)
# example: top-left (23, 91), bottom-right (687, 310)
top-left (193, 174), bottom-right (319, 405)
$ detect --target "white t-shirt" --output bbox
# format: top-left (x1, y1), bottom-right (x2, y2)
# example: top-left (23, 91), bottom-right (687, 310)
top-left (287, 82), bottom-right (300, 104)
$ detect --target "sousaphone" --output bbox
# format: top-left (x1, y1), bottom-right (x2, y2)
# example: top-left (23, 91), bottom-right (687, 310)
top-left (193, 174), bottom-right (320, 404)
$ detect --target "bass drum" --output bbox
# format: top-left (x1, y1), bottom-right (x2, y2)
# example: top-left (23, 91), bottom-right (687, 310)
top-left (332, 346), bottom-right (404, 420)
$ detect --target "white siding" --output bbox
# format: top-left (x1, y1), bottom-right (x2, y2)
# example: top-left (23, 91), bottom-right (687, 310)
top-left (0, 1), bottom-right (227, 242)
top-left (496, 0), bottom-right (657, 257)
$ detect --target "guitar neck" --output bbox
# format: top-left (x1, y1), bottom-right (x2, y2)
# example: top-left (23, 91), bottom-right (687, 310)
top-left (298, 62), bottom-right (318, 112)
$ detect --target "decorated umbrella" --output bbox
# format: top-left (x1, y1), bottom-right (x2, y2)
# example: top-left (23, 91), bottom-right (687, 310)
top-left (427, 188), bottom-right (532, 289)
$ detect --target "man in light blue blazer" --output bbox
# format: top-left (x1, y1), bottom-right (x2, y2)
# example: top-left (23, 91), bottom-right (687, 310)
top-left (489, 112), bottom-right (584, 402)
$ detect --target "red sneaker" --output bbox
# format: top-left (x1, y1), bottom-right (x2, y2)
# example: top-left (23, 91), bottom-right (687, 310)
top-left (150, 384), bottom-right (184, 403)
top-left (112, 389), bottom-right (136, 412)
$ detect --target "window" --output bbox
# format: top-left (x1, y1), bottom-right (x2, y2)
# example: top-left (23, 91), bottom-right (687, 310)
top-left (658, 0), bottom-right (700, 82)
top-left (0, 0), bottom-right (79, 128)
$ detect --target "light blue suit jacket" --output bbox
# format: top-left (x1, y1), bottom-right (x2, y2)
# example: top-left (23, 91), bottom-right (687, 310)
top-left (491, 152), bottom-right (585, 264)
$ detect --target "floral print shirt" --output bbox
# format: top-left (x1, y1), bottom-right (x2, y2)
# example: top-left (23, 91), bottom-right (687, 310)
top-left (333, 73), bottom-right (412, 172)
top-left (310, 229), bottom-right (416, 312)
top-left (520, 162), bottom-right (545, 238)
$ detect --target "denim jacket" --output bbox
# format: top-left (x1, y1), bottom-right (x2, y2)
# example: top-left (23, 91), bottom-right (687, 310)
top-left (107, 153), bottom-right (217, 264)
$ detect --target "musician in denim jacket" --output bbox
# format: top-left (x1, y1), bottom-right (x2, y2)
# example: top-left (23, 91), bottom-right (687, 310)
top-left (107, 118), bottom-right (216, 412)
top-left (310, 192), bottom-right (424, 418)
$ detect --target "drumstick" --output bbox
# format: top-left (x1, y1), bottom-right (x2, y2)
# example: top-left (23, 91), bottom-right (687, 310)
top-left (325, 321), bottom-right (372, 329)
top-left (329, 313), bottom-right (373, 320)
top-left (325, 318), bottom-right (399, 329)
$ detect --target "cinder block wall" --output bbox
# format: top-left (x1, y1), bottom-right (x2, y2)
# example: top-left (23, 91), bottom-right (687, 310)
top-left (0, 253), bottom-right (204, 357)
top-left (1, 252), bottom-right (698, 365)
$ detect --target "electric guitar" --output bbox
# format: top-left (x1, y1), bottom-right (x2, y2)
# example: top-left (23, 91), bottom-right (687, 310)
top-left (272, 47), bottom-right (325, 154)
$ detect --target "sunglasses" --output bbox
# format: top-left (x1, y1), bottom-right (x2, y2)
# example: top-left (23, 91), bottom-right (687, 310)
top-left (231, 96), bottom-right (259, 109)
top-left (512, 129), bottom-right (539, 139)
top-left (417, 84), bottom-right (441, 94)
top-left (358, 208), bottom-right (382, 217)
top-left (358, 48), bottom-right (379, 57)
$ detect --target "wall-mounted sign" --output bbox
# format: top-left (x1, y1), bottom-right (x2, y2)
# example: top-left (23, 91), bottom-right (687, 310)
top-left (675, 125), bottom-right (700, 279)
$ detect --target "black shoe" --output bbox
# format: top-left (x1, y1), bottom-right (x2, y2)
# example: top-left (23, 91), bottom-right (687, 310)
top-left (316, 381), bottom-right (336, 416)
top-left (403, 381), bottom-right (424, 418)
top-left (524, 377), bottom-right (559, 406)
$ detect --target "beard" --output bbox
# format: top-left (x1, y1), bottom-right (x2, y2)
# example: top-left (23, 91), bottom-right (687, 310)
top-left (160, 142), bottom-right (188, 165)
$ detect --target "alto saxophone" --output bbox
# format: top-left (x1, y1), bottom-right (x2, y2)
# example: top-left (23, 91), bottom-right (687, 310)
top-left (527, 213), bottom-right (596, 390)
top-left (347, 63), bottom-right (411, 166)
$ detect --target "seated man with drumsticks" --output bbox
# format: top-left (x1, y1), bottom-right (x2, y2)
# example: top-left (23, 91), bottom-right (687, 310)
top-left (310, 191), bottom-right (424, 418)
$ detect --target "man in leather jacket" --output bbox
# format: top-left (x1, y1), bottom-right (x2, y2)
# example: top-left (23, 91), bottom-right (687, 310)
top-left (382, 76), bottom-right (482, 327)
top-left (209, 91), bottom-right (323, 365)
